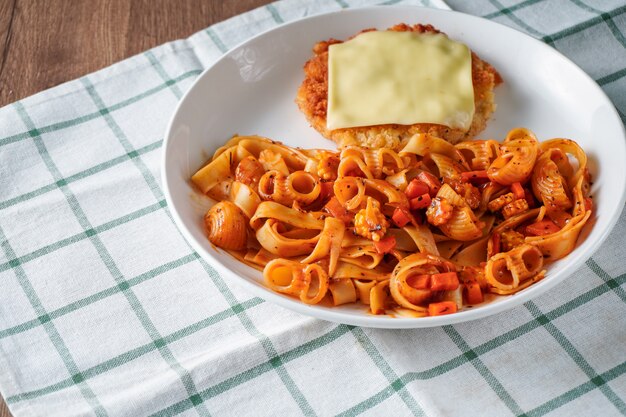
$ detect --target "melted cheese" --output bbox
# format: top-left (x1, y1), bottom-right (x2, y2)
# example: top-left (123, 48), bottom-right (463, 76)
top-left (327, 31), bottom-right (475, 131)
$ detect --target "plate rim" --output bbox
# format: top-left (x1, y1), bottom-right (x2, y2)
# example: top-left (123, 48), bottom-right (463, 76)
top-left (162, 5), bottom-right (626, 329)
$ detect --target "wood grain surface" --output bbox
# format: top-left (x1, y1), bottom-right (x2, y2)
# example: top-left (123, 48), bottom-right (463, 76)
top-left (0, 0), bottom-right (272, 106)
top-left (0, 1), bottom-right (272, 415)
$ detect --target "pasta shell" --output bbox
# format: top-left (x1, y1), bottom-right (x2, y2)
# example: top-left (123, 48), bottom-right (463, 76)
top-left (204, 201), bottom-right (248, 250)
top-left (380, 148), bottom-right (405, 175)
top-left (364, 179), bottom-right (409, 208)
top-left (263, 259), bottom-right (329, 304)
top-left (258, 170), bottom-right (321, 206)
top-left (334, 177), bottom-right (366, 210)
top-left (531, 152), bottom-right (572, 210)
top-left (526, 210), bottom-right (592, 260)
top-left (436, 183), bottom-right (468, 208)
top-left (540, 139), bottom-right (588, 189)
top-left (235, 156), bottom-right (265, 188)
top-left (485, 244), bottom-right (543, 291)
top-left (339, 147), bottom-right (399, 179)
top-left (338, 149), bottom-right (375, 179)
top-left (428, 153), bottom-right (464, 180)
top-left (487, 129), bottom-right (539, 185)
top-left (390, 253), bottom-right (455, 311)
top-left (456, 140), bottom-right (500, 170)
top-left (287, 171), bottom-right (322, 205)
top-left (438, 206), bottom-right (483, 241)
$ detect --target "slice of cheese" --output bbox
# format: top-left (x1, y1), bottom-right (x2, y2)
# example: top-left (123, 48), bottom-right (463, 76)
top-left (327, 31), bottom-right (474, 131)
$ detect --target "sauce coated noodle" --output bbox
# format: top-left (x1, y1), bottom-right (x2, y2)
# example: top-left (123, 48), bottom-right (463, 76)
top-left (192, 129), bottom-right (593, 317)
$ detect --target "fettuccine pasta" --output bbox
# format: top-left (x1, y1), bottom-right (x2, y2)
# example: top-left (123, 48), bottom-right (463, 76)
top-left (192, 129), bottom-right (593, 317)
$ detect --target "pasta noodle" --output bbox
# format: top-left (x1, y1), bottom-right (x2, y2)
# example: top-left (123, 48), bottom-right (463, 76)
top-left (192, 130), bottom-right (593, 317)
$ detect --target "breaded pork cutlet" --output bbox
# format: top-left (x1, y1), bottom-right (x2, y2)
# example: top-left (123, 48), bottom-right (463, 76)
top-left (296, 24), bottom-right (503, 149)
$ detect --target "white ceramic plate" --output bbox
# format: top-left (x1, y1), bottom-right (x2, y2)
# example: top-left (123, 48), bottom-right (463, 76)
top-left (163, 6), bottom-right (626, 328)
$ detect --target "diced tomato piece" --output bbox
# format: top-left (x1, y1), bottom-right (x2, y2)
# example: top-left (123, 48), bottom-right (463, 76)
top-left (525, 219), bottom-right (561, 236)
top-left (410, 193), bottom-right (432, 210)
top-left (416, 171), bottom-right (441, 196)
top-left (524, 188), bottom-right (536, 208)
top-left (511, 182), bottom-right (525, 200)
top-left (319, 181), bottom-right (334, 201)
top-left (324, 197), bottom-right (352, 224)
top-left (430, 272), bottom-right (459, 291)
top-left (392, 207), bottom-right (411, 228)
top-left (460, 170), bottom-right (489, 184)
top-left (464, 282), bottom-right (484, 305)
top-left (428, 301), bottom-right (458, 316)
top-left (488, 233), bottom-right (501, 258)
top-left (406, 274), bottom-right (431, 290)
top-left (584, 197), bottom-right (593, 212)
top-left (405, 179), bottom-right (430, 199)
top-left (373, 236), bottom-right (396, 254)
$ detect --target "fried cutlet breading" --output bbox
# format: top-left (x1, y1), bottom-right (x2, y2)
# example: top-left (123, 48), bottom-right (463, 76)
top-left (296, 24), bottom-right (503, 149)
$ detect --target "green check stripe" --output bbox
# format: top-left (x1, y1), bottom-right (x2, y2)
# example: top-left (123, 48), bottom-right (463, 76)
top-left (15, 102), bottom-right (213, 416)
top-left (0, 200), bottom-right (165, 274)
top-left (596, 68), bottom-right (626, 86)
top-left (78, 79), bottom-right (212, 416)
top-left (335, 0), bottom-right (349, 9)
top-left (149, 325), bottom-right (352, 417)
top-left (522, 361), bottom-right (626, 417)
top-left (335, 271), bottom-right (626, 416)
top-left (205, 28), bottom-right (228, 53)
top-left (483, 2), bottom-right (626, 90)
top-left (603, 16), bottom-right (626, 50)
top-left (0, 253), bottom-right (197, 339)
top-left (0, 70), bottom-right (200, 149)
top-left (525, 301), bottom-right (626, 414)
top-left (444, 326), bottom-right (524, 415)
top-left (484, 0), bottom-right (626, 52)
top-left (0, 225), bottom-right (109, 416)
top-left (568, 0), bottom-right (626, 47)
top-left (266, 4), bottom-right (284, 24)
top-left (87, 55), bottom-right (312, 415)
top-left (350, 327), bottom-right (425, 416)
top-left (142, 50), bottom-right (317, 415)
top-left (485, 2), bottom-right (626, 89)
top-left (586, 258), bottom-right (626, 303)
top-left (82, 79), bottom-right (164, 201)
top-left (145, 51), bottom-right (183, 99)
top-left (543, 5), bottom-right (626, 44)
top-left (195, 259), bottom-right (317, 416)
top-left (5, 262), bottom-right (625, 408)
top-left (488, 0), bottom-right (546, 38)
top-left (149, 43), bottom-right (314, 414)
top-left (0, 139), bottom-right (162, 211)
top-left (336, 349), bottom-right (474, 417)
top-left (6, 296), bottom-right (264, 403)
top-left (569, 0), bottom-right (602, 15)
top-left (617, 108), bottom-right (626, 125)
top-left (482, 0), bottom-right (544, 20)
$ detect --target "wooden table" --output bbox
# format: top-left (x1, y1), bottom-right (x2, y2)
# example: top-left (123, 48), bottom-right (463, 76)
top-left (0, 1), bottom-right (272, 415)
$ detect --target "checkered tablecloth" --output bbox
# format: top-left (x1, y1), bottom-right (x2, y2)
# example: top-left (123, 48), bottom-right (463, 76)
top-left (1, 0), bottom-right (625, 416)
